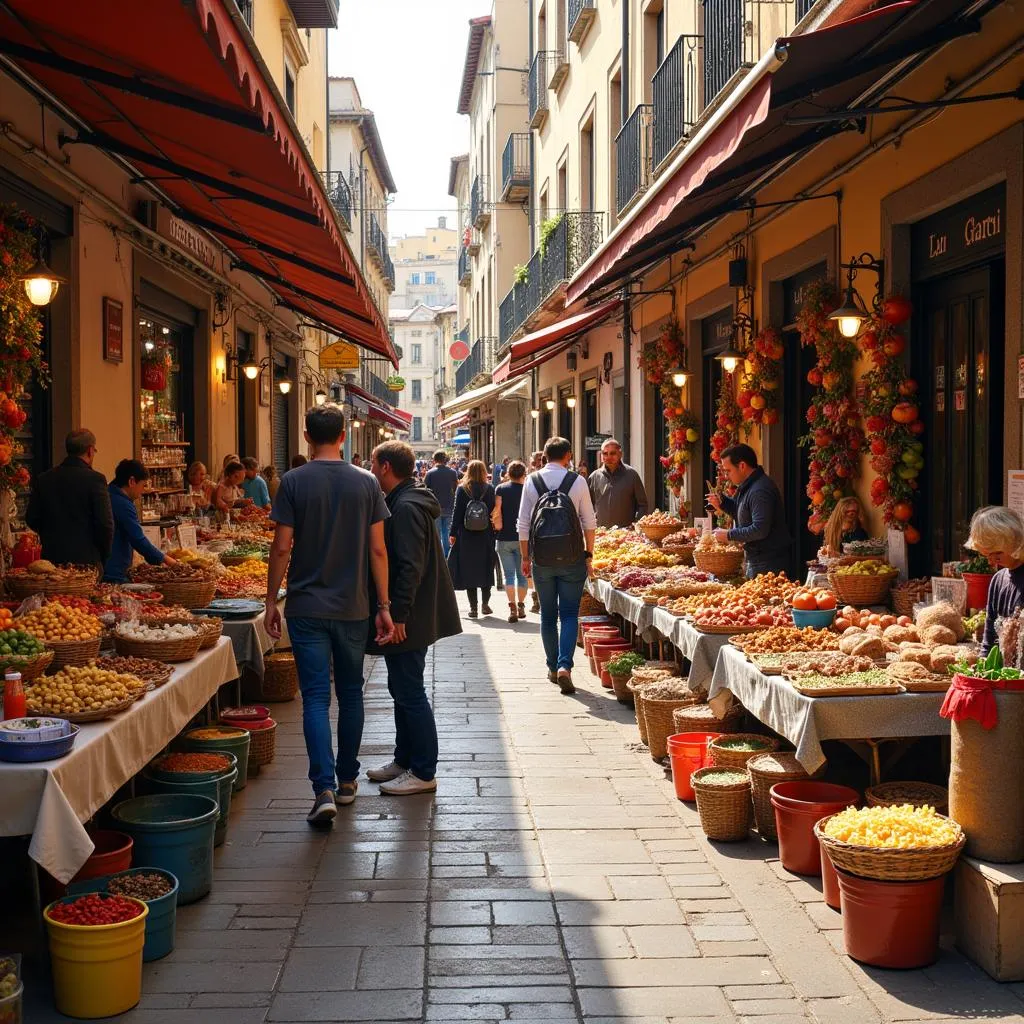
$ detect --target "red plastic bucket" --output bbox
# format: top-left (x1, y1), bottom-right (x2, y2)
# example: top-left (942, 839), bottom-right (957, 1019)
top-left (667, 732), bottom-right (722, 801)
top-left (591, 641), bottom-right (631, 676)
top-left (962, 572), bottom-right (994, 613)
top-left (584, 630), bottom-right (621, 668)
top-left (770, 782), bottom-right (859, 876)
top-left (820, 840), bottom-right (841, 910)
top-left (837, 869), bottom-right (945, 968)
top-left (42, 829), bottom-right (134, 904)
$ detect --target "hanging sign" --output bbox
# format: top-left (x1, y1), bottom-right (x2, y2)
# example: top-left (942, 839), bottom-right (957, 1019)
top-left (585, 433), bottom-right (612, 451)
top-left (319, 341), bottom-right (360, 370)
top-left (103, 297), bottom-right (123, 363)
top-left (1007, 470), bottom-right (1024, 520)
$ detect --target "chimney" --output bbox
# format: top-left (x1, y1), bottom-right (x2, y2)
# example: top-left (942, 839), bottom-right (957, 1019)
top-left (438, 216), bottom-right (447, 229)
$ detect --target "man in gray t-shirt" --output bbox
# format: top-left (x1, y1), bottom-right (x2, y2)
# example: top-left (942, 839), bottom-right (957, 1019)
top-left (265, 404), bottom-right (394, 827)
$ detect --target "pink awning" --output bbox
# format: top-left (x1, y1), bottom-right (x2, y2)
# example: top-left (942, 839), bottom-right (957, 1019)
top-left (345, 382), bottom-right (413, 430)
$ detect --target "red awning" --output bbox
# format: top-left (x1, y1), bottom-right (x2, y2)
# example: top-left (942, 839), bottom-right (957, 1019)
top-left (566, 0), bottom-right (978, 303)
top-left (438, 411), bottom-right (470, 430)
top-left (345, 382), bottom-right (413, 431)
top-left (492, 298), bottom-right (622, 384)
top-left (0, 0), bottom-right (397, 365)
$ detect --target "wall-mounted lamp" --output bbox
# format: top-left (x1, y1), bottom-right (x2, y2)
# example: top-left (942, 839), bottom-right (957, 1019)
top-left (566, 348), bottom-right (578, 372)
top-left (670, 368), bottom-right (692, 388)
top-left (19, 231), bottom-right (65, 306)
top-left (566, 395), bottom-right (577, 410)
top-left (544, 398), bottom-right (555, 412)
top-left (241, 357), bottom-right (263, 381)
top-left (277, 379), bottom-right (292, 395)
top-left (352, 418), bottom-right (363, 429)
top-left (314, 389), bottom-right (327, 406)
top-left (530, 408), bottom-right (540, 420)
top-left (829, 253), bottom-right (884, 338)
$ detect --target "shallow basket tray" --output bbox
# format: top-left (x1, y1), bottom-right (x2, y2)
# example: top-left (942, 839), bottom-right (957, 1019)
top-left (673, 702), bottom-right (744, 735)
top-left (94, 656), bottom-right (173, 688)
top-left (747, 752), bottom-right (817, 839)
top-left (691, 767), bottom-right (753, 841)
top-left (693, 549), bottom-right (744, 577)
top-left (865, 781), bottom-right (949, 815)
top-left (639, 522), bottom-right (682, 544)
top-left (46, 636), bottom-right (102, 670)
top-left (145, 612), bottom-right (221, 649)
top-left (0, 649), bottom-right (54, 682)
top-left (827, 568), bottom-right (898, 607)
top-left (788, 680), bottom-right (905, 698)
top-left (6, 571), bottom-right (98, 600)
top-left (113, 631), bottom-right (203, 662)
top-left (263, 652), bottom-right (299, 702)
top-left (709, 732), bottom-right (780, 769)
top-left (694, 623), bottom-right (768, 636)
top-left (814, 813), bottom-right (965, 882)
top-left (27, 695), bottom-right (136, 723)
top-left (220, 553), bottom-right (266, 566)
top-left (151, 579), bottom-right (218, 610)
top-left (642, 693), bottom-right (703, 762)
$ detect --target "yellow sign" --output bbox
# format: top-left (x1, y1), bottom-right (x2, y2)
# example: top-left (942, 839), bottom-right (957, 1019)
top-left (319, 341), bottom-right (360, 370)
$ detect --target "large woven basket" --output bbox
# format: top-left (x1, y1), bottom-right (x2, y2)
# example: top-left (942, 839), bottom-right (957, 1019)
top-left (747, 752), bottom-right (816, 840)
top-left (578, 592), bottom-right (607, 617)
top-left (865, 781), bottom-right (949, 816)
top-left (892, 586), bottom-right (930, 619)
top-left (0, 649), bottom-right (54, 682)
top-left (240, 719), bottom-right (277, 767)
top-left (827, 568), bottom-right (898, 607)
top-left (693, 548), bottom-right (744, 577)
top-left (661, 544), bottom-right (695, 565)
top-left (263, 651), bottom-right (298, 702)
top-left (673, 702), bottom-right (744, 735)
top-left (153, 579), bottom-right (218, 610)
top-left (709, 732), bottom-right (781, 769)
top-left (692, 767), bottom-right (753, 841)
top-left (642, 691), bottom-right (703, 761)
top-left (639, 522), bottom-right (682, 544)
top-left (113, 631), bottom-right (202, 662)
top-left (5, 569), bottom-right (98, 600)
top-left (47, 636), bottom-right (102, 670)
top-left (814, 814), bottom-right (965, 882)
top-left (627, 680), bottom-right (651, 743)
top-left (195, 617), bottom-right (223, 650)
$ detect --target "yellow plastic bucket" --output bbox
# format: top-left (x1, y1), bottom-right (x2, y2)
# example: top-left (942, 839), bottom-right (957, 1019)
top-left (44, 896), bottom-right (149, 1019)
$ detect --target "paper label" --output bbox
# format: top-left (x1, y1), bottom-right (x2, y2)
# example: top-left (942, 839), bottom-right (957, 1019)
top-left (1008, 470), bottom-right (1024, 520)
top-left (932, 576), bottom-right (968, 614)
top-left (886, 529), bottom-right (908, 583)
top-left (177, 524), bottom-right (197, 550)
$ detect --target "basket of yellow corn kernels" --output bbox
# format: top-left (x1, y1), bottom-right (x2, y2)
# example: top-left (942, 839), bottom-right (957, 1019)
top-left (813, 804), bottom-right (966, 882)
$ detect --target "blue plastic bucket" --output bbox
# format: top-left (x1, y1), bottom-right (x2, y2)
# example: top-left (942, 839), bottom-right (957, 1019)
top-left (110, 795), bottom-right (218, 905)
top-left (67, 867), bottom-right (179, 961)
top-left (141, 763), bottom-right (237, 848)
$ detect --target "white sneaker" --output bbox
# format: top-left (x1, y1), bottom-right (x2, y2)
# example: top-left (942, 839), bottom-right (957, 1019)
top-left (379, 770), bottom-right (438, 796)
top-left (366, 760), bottom-right (405, 782)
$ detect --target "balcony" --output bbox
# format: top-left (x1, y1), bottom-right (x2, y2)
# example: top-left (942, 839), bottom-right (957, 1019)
top-left (363, 369), bottom-right (398, 407)
top-left (455, 336), bottom-right (497, 395)
top-left (501, 133), bottom-right (531, 203)
top-left (703, 0), bottom-right (795, 109)
top-left (540, 212), bottom-right (604, 303)
top-left (528, 52), bottom-right (552, 129)
top-left (653, 35), bottom-right (702, 171)
top-left (548, 48), bottom-right (569, 92)
top-left (232, 0), bottom-right (254, 31)
top-left (458, 245), bottom-right (471, 286)
top-left (323, 170), bottom-right (351, 229)
top-left (466, 227), bottom-right (481, 256)
top-left (471, 175), bottom-right (490, 229)
top-left (616, 105), bottom-right (653, 216)
top-left (499, 290), bottom-right (516, 350)
top-left (285, 0), bottom-right (339, 28)
top-left (568, 0), bottom-right (596, 44)
top-left (367, 214), bottom-right (394, 287)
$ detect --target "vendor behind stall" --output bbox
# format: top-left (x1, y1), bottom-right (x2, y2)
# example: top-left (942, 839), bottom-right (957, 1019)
top-left (103, 460), bottom-right (177, 583)
top-left (213, 462), bottom-right (246, 514)
top-left (820, 497), bottom-right (869, 558)
top-left (241, 457), bottom-right (272, 510)
top-left (965, 506), bottom-right (1024, 655)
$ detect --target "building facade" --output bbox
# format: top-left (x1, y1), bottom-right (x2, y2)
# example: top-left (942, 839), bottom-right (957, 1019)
top-left (389, 304), bottom-right (446, 456)
top-left (390, 218), bottom-right (459, 309)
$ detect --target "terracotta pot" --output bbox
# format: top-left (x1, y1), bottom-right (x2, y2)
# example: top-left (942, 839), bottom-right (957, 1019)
top-left (962, 572), bottom-right (994, 613)
top-left (770, 782), bottom-right (860, 876)
top-left (592, 641), bottom-right (632, 677)
top-left (820, 840), bottom-right (841, 911)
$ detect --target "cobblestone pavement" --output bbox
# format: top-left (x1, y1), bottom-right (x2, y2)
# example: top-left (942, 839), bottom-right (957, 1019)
top-left (31, 599), bottom-right (1024, 1022)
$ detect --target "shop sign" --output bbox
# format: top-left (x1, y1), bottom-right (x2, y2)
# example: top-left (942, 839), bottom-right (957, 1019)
top-left (155, 208), bottom-right (217, 269)
top-left (911, 184), bottom-right (1005, 280)
top-left (954, 389), bottom-right (966, 412)
top-left (586, 433), bottom-right (612, 451)
top-left (320, 340), bottom-right (360, 370)
top-left (782, 262), bottom-right (829, 326)
top-left (102, 297), bottom-right (123, 363)
top-left (700, 307), bottom-right (734, 354)
top-left (1008, 470), bottom-right (1024, 520)
top-left (176, 524), bottom-right (197, 550)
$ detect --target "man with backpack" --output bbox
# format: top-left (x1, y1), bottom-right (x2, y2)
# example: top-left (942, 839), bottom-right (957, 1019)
top-left (517, 436), bottom-right (597, 694)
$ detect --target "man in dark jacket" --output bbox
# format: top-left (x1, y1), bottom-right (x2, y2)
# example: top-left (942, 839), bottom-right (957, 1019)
top-left (706, 443), bottom-right (790, 578)
top-left (368, 440), bottom-right (462, 795)
top-left (26, 429), bottom-right (113, 568)
top-left (103, 460), bottom-right (178, 582)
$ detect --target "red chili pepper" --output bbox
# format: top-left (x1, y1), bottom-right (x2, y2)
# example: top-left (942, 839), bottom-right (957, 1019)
top-left (156, 752), bottom-right (231, 773)
top-left (48, 893), bottom-right (142, 925)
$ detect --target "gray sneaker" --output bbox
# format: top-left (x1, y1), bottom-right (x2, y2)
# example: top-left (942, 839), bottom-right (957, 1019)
top-left (367, 760), bottom-right (404, 782)
top-left (307, 790), bottom-right (337, 826)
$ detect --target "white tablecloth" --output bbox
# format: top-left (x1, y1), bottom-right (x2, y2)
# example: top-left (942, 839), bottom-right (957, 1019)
top-left (587, 579), bottom-right (658, 635)
top-left (0, 638), bottom-right (239, 882)
top-left (708, 644), bottom-right (949, 774)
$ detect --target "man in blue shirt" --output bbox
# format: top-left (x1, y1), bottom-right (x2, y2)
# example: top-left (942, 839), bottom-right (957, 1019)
top-left (240, 457), bottom-right (272, 510)
top-left (103, 460), bottom-right (177, 583)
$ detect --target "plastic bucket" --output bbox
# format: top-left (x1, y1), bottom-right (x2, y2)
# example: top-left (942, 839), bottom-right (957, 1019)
top-left (584, 629), bottom-right (620, 662)
top-left (591, 641), bottom-right (631, 676)
top-left (961, 572), bottom-right (993, 613)
top-left (45, 895), bottom-right (148, 1018)
top-left (820, 841), bottom-right (841, 911)
top-left (770, 782), bottom-right (860, 876)
top-left (180, 726), bottom-right (251, 791)
top-left (110, 794), bottom-right (219, 905)
top-left (578, 616), bottom-right (615, 646)
top-left (667, 732), bottom-right (722, 801)
top-left (67, 868), bottom-right (179, 962)
top-left (41, 828), bottom-right (134, 905)
top-left (837, 869), bottom-right (945, 968)
top-left (141, 765), bottom-right (237, 848)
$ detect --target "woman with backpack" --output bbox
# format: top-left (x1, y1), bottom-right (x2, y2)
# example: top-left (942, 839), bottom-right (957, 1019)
top-left (448, 459), bottom-right (496, 619)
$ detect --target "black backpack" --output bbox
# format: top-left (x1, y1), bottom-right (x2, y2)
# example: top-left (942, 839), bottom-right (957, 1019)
top-left (529, 472), bottom-right (585, 567)
top-left (463, 485), bottom-right (490, 532)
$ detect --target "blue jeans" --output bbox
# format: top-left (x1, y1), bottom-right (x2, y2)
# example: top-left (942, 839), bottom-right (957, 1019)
top-left (496, 540), bottom-right (526, 587)
top-left (532, 561), bottom-right (588, 671)
top-left (436, 515), bottom-right (452, 558)
top-left (287, 616), bottom-right (368, 794)
top-left (384, 647), bottom-right (438, 781)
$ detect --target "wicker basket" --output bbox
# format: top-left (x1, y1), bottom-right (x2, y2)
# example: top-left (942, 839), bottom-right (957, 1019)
top-left (152, 579), bottom-right (218, 610)
top-left (263, 651), bottom-right (298, 702)
top-left (0, 649), bottom-right (54, 682)
top-left (195, 617), bottom-right (223, 650)
top-left (578, 592), bottom-right (607, 617)
top-left (672, 702), bottom-right (744, 735)
top-left (692, 767), bottom-right (753, 841)
top-left (47, 636), bottom-right (103, 670)
top-left (814, 814), bottom-right (966, 882)
top-left (892, 586), bottom-right (931, 619)
top-left (243, 719), bottom-right (277, 767)
top-left (639, 522), bottom-right (682, 544)
top-left (709, 732), bottom-right (781, 769)
top-left (5, 569), bottom-right (99, 600)
top-left (113, 630), bottom-right (203, 662)
top-left (827, 568), bottom-right (898, 607)
top-left (747, 752), bottom-right (815, 839)
top-left (693, 548), bottom-right (744, 577)
top-left (661, 544), bottom-right (695, 565)
top-left (865, 781), bottom-right (949, 816)
top-left (642, 692), bottom-right (703, 761)
top-left (627, 681), bottom-right (651, 744)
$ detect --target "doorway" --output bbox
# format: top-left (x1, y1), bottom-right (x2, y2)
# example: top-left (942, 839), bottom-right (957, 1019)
top-left (582, 377), bottom-right (598, 471)
top-left (236, 328), bottom-right (255, 460)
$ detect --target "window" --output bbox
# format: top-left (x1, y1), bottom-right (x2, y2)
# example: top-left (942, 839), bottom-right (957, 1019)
top-left (410, 273), bottom-right (421, 285)
top-left (284, 63), bottom-right (296, 115)
top-left (412, 417), bottom-right (423, 442)
top-left (411, 329), bottom-right (422, 337)
top-left (425, 271), bottom-right (436, 285)
top-left (411, 344), bottom-right (422, 364)
top-left (411, 379), bottom-right (423, 402)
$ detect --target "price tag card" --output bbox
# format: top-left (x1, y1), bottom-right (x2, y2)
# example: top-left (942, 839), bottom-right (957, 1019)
top-left (177, 524), bottom-right (197, 550)
top-left (142, 525), bottom-right (162, 550)
top-left (886, 529), bottom-right (909, 583)
top-left (931, 576), bottom-right (967, 614)
top-left (694, 517), bottom-right (713, 536)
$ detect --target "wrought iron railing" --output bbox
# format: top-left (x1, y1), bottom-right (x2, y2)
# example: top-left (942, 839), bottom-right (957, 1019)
top-left (568, 0), bottom-right (595, 43)
top-left (540, 212), bottom-right (604, 301)
top-left (323, 171), bottom-right (352, 228)
top-left (528, 51), bottom-right (554, 126)
top-left (501, 133), bottom-right (531, 200)
top-left (653, 35), bottom-right (702, 170)
top-left (367, 214), bottom-right (394, 285)
top-left (796, 0), bottom-right (815, 18)
top-left (233, 0), bottom-right (254, 30)
top-left (455, 336), bottom-right (497, 395)
top-left (616, 105), bottom-right (653, 215)
top-left (458, 245), bottom-right (471, 285)
top-left (363, 369), bottom-right (398, 407)
top-left (499, 290), bottom-right (516, 349)
top-left (471, 175), bottom-right (489, 227)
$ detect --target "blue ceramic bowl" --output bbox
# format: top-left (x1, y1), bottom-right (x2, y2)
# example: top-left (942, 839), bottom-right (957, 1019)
top-left (791, 607), bottom-right (837, 630)
top-left (0, 723), bottom-right (79, 761)
top-left (0, 716), bottom-right (71, 743)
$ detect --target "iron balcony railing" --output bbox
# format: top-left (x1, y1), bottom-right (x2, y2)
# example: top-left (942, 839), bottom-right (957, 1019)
top-left (323, 171), bottom-right (352, 228)
top-left (367, 214), bottom-right (394, 284)
top-left (501, 133), bottom-right (531, 201)
top-left (233, 0), bottom-right (254, 30)
top-left (540, 212), bottom-right (604, 301)
top-left (499, 290), bottom-right (516, 349)
top-left (363, 369), bottom-right (398, 407)
top-left (797, 0), bottom-right (815, 17)
top-left (653, 35), bottom-right (702, 170)
top-left (616, 105), bottom-right (653, 215)
top-left (455, 336), bottom-right (497, 395)
top-left (470, 175), bottom-right (490, 228)
top-left (458, 245), bottom-right (471, 285)
top-left (568, 0), bottom-right (596, 43)
top-left (703, 0), bottom-right (795, 107)
top-left (528, 51), bottom-right (555, 128)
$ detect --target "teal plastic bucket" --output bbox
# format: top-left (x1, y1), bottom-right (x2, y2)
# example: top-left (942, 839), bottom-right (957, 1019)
top-left (67, 867), bottom-right (179, 961)
top-left (179, 727), bottom-right (251, 791)
top-left (142, 761), bottom-right (238, 848)
top-left (110, 795), bottom-right (218, 905)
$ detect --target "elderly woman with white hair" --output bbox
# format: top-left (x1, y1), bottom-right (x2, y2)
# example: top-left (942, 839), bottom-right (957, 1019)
top-left (965, 506), bottom-right (1024, 654)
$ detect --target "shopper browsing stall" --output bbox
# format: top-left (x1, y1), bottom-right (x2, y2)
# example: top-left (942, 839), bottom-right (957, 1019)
top-left (240, 457), bottom-right (272, 510)
top-left (103, 459), bottom-right (177, 583)
top-left (965, 505), bottom-right (1024, 655)
top-left (213, 462), bottom-right (246, 514)
top-left (588, 438), bottom-right (648, 527)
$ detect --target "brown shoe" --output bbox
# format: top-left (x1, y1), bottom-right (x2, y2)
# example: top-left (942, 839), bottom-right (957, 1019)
top-left (556, 670), bottom-right (575, 695)
top-left (508, 604), bottom-right (518, 623)
top-left (531, 593), bottom-right (540, 614)
top-left (517, 602), bottom-right (526, 618)
top-left (547, 669), bottom-right (558, 684)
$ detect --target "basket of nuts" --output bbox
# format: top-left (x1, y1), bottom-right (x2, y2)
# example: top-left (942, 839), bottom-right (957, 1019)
top-left (114, 622), bottom-right (202, 662)
top-left (26, 665), bottom-right (148, 722)
top-left (94, 656), bottom-right (173, 688)
top-left (130, 564), bottom-right (218, 610)
top-left (5, 562), bottom-right (99, 599)
top-left (17, 604), bottom-right (104, 669)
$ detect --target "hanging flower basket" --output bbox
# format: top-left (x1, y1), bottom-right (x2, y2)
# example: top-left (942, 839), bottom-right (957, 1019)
top-left (386, 375), bottom-right (406, 392)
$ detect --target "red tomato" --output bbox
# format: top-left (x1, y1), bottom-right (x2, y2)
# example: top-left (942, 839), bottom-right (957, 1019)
top-left (815, 592), bottom-right (837, 611)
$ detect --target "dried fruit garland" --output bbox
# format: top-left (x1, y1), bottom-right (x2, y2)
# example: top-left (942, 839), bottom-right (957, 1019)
top-left (796, 280), bottom-right (864, 533)
top-left (641, 318), bottom-right (699, 499)
top-left (738, 327), bottom-right (783, 428)
top-left (860, 296), bottom-right (922, 542)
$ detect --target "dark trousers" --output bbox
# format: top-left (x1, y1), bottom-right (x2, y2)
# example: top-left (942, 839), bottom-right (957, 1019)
top-left (384, 647), bottom-right (438, 781)
top-left (467, 587), bottom-right (491, 609)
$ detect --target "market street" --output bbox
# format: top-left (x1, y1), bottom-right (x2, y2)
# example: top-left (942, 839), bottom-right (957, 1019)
top-left (26, 599), bottom-right (1024, 1024)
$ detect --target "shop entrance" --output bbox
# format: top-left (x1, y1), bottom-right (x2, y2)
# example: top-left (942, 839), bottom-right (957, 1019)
top-left (271, 352), bottom-right (293, 474)
top-left (236, 328), bottom-right (255, 461)
top-left (581, 377), bottom-right (598, 471)
top-left (700, 306), bottom-right (733, 502)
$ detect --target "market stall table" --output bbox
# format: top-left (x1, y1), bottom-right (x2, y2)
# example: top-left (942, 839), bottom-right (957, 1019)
top-left (218, 599), bottom-right (288, 680)
top-left (0, 637), bottom-right (239, 883)
top-left (708, 644), bottom-right (949, 781)
top-left (587, 579), bottom-right (658, 636)
top-left (650, 607), bottom-right (732, 693)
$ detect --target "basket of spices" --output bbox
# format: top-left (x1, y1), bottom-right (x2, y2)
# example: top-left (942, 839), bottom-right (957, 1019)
top-left (263, 651), bottom-right (298, 702)
top-left (637, 677), bottom-right (702, 762)
top-left (747, 752), bottom-right (817, 839)
top-left (94, 656), bottom-right (173, 689)
top-left (131, 564), bottom-right (218, 610)
top-left (6, 563), bottom-right (99, 600)
top-left (672, 702), bottom-right (744, 735)
top-left (709, 733), bottom-right (780, 769)
top-left (114, 622), bottom-right (202, 662)
top-left (691, 767), bottom-right (753, 841)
